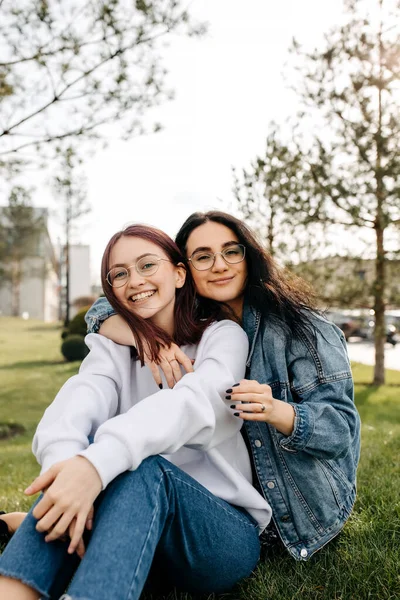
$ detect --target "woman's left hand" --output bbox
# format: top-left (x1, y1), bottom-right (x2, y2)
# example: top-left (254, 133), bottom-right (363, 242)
top-left (227, 379), bottom-right (295, 436)
top-left (25, 456), bottom-right (102, 554)
top-left (226, 379), bottom-right (276, 422)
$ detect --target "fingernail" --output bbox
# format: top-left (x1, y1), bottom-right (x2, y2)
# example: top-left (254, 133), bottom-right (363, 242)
top-left (159, 383), bottom-right (163, 389)
top-left (232, 383), bottom-right (240, 387)
top-left (230, 404), bottom-right (235, 409)
top-left (24, 486), bottom-right (32, 494)
top-left (225, 388), bottom-right (232, 394)
top-left (233, 412), bottom-right (240, 417)
top-left (225, 395), bottom-right (231, 400)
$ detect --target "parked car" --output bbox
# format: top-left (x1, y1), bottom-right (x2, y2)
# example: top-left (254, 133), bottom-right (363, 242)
top-left (325, 311), bottom-right (370, 341)
top-left (326, 309), bottom-right (399, 345)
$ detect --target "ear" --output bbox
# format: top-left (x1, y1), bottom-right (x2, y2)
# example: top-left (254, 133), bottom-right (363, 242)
top-left (175, 262), bottom-right (187, 289)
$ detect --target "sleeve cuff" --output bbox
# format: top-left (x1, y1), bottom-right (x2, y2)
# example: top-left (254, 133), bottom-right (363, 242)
top-left (277, 403), bottom-right (315, 452)
top-left (78, 436), bottom-right (132, 489)
top-left (40, 441), bottom-right (88, 474)
top-left (85, 309), bottom-right (117, 334)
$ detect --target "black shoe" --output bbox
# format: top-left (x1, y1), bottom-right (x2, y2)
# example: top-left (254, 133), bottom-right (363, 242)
top-left (0, 511), bottom-right (13, 546)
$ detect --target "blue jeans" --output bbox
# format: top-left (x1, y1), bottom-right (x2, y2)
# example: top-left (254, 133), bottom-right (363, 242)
top-left (0, 456), bottom-right (261, 600)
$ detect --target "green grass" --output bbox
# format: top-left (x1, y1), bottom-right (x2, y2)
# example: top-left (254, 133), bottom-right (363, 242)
top-left (0, 317), bottom-right (399, 599)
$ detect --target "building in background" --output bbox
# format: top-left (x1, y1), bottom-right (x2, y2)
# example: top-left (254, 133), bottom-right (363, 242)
top-left (60, 244), bottom-right (91, 320)
top-left (0, 207), bottom-right (59, 321)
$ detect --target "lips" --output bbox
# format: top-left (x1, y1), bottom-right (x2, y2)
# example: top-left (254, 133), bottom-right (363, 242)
top-left (209, 277), bottom-right (235, 284)
top-left (129, 290), bottom-right (156, 303)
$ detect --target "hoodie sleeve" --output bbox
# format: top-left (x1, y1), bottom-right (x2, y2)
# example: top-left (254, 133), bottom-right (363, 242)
top-left (85, 297), bottom-right (116, 334)
top-left (79, 321), bottom-right (249, 489)
top-left (32, 334), bottom-right (130, 473)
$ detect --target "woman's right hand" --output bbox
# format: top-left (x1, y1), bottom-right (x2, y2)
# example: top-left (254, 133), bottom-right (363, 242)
top-left (99, 316), bottom-right (193, 388)
top-left (146, 343), bottom-right (194, 389)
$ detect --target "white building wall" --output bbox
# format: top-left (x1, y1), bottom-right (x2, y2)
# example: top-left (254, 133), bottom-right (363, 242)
top-left (19, 257), bottom-right (46, 319)
top-left (69, 245), bottom-right (91, 318)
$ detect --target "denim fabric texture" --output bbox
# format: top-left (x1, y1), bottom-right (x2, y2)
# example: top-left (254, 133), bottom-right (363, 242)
top-left (0, 456), bottom-right (260, 600)
top-left (86, 297), bottom-right (361, 560)
top-left (242, 303), bottom-right (360, 560)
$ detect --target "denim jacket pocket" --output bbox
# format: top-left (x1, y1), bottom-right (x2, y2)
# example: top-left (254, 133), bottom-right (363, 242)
top-left (316, 459), bottom-right (353, 509)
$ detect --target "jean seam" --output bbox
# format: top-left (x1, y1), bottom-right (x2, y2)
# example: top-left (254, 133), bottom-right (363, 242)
top-left (127, 470), bottom-right (166, 600)
top-left (172, 474), bottom-right (258, 529)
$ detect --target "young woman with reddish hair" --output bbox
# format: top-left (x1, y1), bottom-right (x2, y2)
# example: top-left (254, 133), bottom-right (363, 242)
top-left (82, 211), bottom-right (360, 561)
top-left (0, 224), bottom-right (271, 600)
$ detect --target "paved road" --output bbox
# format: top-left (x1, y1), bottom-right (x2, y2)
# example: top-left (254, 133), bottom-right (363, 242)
top-left (346, 339), bottom-right (400, 371)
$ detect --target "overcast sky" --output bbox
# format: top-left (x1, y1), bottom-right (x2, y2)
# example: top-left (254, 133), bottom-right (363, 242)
top-left (33, 0), bottom-right (345, 283)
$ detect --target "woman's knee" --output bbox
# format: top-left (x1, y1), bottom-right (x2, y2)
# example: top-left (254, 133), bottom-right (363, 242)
top-left (106, 455), bottom-right (172, 496)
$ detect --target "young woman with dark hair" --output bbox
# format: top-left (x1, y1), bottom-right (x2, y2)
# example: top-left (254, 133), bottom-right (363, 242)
top-left (0, 224), bottom-right (271, 600)
top-left (77, 210), bottom-right (361, 561)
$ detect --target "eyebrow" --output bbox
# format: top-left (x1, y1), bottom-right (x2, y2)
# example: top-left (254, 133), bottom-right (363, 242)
top-left (190, 241), bottom-right (239, 254)
top-left (109, 252), bottom-right (158, 269)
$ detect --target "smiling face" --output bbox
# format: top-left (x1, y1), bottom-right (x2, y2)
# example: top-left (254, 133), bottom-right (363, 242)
top-left (109, 235), bottom-right (186, 335)
top-left (185, 221), bottom-right (248, 319)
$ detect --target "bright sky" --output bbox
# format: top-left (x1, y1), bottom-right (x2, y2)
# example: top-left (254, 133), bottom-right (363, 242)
top-left (38, 0), bottom-right (345, 283)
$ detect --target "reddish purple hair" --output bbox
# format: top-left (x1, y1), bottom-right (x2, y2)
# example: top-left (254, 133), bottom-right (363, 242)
top-left (101, 224), bottom-right (216, 363)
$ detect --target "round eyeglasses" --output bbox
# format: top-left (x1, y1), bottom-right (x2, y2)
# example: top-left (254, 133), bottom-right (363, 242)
top-left (106, 255), bottom-right (170, 287)
top-left (188, 244), bottom-right (246, 271)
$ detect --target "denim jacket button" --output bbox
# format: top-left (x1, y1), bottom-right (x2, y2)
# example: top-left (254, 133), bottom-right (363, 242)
top-left (280, 514), bottom-right (291, 522)
top-left (300, 548), bottom-right (308, 558)
top-left (254, 439), bottom-right (262, 448)
top-left (267, 481), bottom-right (275, 489)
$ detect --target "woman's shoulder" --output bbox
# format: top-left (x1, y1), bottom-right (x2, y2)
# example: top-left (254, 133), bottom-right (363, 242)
top-left (203, 319), bottom-right (246, 336)
top-left (195, 319), bottom-right (248, 349)
top-left (257, 309), bottom-right (346, 349)
top-left (84, 332), bottom-right (132, 358)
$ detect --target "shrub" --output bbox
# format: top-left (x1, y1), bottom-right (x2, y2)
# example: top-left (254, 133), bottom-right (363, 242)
top-left (61, 328), bottom-right (69, 339)
top-left (61, 334), bottom-right (89, 362)
top-left (67, 306), bottom-right (90, 337)
top-left (72, 295), bottom-right (97, 310)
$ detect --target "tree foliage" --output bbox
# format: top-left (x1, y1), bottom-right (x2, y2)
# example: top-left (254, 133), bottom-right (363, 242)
top-left (0, 186), bottom-right (46, 315)
top-left (52, 146), bottom-right (91, 325)
top-left (287, 0), bottom-right (400, 384)
top-left (231, 123), bottom-right (335, 276)
top-left (0, 0), bottom-right (205, 168)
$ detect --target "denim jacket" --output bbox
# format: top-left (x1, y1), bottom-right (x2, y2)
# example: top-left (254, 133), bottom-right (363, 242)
top-left (85, 297), bottom-right (360, 560)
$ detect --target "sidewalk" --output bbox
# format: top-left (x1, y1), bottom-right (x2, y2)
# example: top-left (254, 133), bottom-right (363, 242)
top-left (346, 340), bottom-right (400, 371)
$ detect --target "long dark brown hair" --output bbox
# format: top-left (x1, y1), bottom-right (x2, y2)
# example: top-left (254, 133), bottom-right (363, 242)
top-left (175, 211), bottom-right (319, 338)
top-left (101, 224), bottom-right (221, 363)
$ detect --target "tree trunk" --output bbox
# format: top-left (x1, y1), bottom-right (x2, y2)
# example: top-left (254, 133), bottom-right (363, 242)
top-left (373, 224), bottom-right (385, 385)
top-left (268, 205), bottom-right (275, 256)
top-left (373, 17), bottom-right (386, 387)
top-left (64, 199), bottom-right (71, 327)
top-left (64, 240), bottom-right (70, 327)
top-left (11, 259), bottom-right (21, 317)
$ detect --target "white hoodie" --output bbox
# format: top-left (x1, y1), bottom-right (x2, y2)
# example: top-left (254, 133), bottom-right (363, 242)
top-left (33, 320), bottom-right (272, 532)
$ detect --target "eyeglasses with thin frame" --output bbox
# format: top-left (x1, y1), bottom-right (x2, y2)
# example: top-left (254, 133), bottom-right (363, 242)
top-left (188, 244), bottom-right (246, 271)
top-left (107, 255), bottom-right (171, 287)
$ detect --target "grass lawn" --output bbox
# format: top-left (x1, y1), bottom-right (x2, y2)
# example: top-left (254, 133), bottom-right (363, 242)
top-left (0, 316), bottom-right (399, 599)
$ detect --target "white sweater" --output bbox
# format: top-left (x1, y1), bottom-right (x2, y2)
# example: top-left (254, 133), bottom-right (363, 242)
top-left (33, 320), bottom-right (272, 532)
